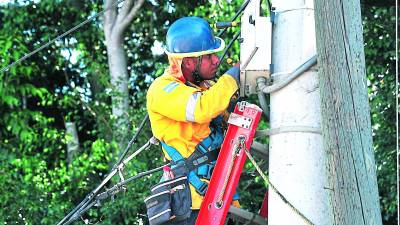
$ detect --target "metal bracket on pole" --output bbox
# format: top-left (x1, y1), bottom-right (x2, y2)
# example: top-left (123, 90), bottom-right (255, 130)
top-left (239, 0), bottom-right (272, 96)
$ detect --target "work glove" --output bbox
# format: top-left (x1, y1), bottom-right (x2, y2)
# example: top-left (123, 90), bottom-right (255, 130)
top-left (225, 62), bottom-right (240, 86)
top-left (227, 92), bottom-right (240, 113)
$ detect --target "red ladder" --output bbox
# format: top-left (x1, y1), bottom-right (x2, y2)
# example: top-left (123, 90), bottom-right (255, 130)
top-left (196, 102), bottom-right (262, 225)
top-left (259, 191), bottom-right (268, 218)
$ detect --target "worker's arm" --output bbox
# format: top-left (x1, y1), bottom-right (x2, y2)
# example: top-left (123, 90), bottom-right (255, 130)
top-left (194, 74), bottom-right (238, 123)
top-left (147, 73), bottom-right (238, 123)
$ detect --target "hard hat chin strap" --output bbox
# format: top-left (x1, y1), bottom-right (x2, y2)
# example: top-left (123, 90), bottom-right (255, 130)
top-left (191, 55), bottom-right (204, 85)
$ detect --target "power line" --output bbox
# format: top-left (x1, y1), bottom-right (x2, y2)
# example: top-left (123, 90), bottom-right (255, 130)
top-left (0, 0), bottom-right (125, 74)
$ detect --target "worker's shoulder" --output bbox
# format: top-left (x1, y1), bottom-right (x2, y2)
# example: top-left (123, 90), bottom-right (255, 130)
top-left (154, 74), bottom-right (180, 83)
top-left (148, 75), bottom-right (183, 94)
top-left (150, 75), bottom-right (183, 88)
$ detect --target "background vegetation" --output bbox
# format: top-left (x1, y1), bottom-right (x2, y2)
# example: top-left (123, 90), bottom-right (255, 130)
top-left (0, 0), bottom-right (396, 224)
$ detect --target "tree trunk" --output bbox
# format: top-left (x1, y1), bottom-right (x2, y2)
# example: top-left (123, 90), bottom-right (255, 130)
top-left (88, 69), bottom-right (113, 142)
top-left (103, 0), bottom-right (144, 149)
top-left (314, 1), bottom-right (382, 224)
top-left (106, 34), bottom-right (130, 146)
top-left (65, 121), bottom-right (79, 164)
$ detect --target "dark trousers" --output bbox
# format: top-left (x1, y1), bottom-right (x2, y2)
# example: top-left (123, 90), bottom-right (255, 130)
top-left (173, 210), bottom-right (199, 225)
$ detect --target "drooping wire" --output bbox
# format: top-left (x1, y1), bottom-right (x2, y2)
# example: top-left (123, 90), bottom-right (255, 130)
top-left (0, 0), bottom-right (125, 74)
top-left (260, 0), bottom-right (273, 14)
top-left (218, 31), bottom-right (240, 66)
top-left (216, 0), bottom-right (251, 37)
top-left (215, 0), bottom-right (254, 68)
top-left (267, 0), bottom-right (273, 13)
top-left (64, 162), bottom-right (171, 224)
top-left (111, 114), bottom-right (149, 172)
top-left (59, 136), bottom-right (155, 225)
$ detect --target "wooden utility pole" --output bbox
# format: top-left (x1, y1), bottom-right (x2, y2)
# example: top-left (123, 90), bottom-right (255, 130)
top-left (268, 0), bottom-right (332, 224)
top-left (314, 1), bottom-right (383, 224)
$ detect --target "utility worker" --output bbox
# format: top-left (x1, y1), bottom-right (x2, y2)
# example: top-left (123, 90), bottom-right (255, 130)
top-left (146, 17), bottom-right (240, 224)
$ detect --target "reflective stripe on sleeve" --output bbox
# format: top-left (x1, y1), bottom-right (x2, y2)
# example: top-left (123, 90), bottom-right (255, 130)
top-left (186, 92), bottom-right (201, 122)
top-left (163, 82), bottom-right (179, 93)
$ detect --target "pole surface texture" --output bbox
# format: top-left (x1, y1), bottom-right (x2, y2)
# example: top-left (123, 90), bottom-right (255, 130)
top-left (268, 0), bottom-right (332, 224)
top-left (314, 0), bottom-right (383, 224)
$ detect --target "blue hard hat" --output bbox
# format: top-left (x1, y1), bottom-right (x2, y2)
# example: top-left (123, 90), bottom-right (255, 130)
top-left (165, 17), bottom-right (225, 58)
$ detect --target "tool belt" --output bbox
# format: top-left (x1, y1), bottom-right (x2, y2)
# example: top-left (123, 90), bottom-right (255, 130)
top-left (144, 150), bottom-right (218, 225)
top-left (144, 116), bottom-right (239, 225)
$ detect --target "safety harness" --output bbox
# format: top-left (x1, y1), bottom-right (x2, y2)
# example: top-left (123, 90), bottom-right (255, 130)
top-left (160, 116), bottom-right (239, 200)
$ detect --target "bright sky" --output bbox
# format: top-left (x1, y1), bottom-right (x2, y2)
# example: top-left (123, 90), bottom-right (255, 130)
top-left (0, 0), bottom-right (40, 5)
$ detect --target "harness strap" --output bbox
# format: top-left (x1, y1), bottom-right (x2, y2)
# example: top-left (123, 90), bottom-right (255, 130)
top-left (186, 149), bottom-right (219, 171)
top-left (159, 116), bottom-right (239, 199)
top-left (161, 141), bottom-right (215, 196)
top-left (160, 141), bottom-right (185, 163)
top-left (194, 137), bottom-right (212, 175)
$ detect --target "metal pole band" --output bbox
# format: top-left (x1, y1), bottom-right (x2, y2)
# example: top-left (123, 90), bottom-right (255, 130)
top-left (275, 7), bottom-right (315, 14)
top-left (255, 126), bottom-right (321, 138)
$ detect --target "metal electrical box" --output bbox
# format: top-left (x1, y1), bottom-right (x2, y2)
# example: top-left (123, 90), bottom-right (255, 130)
top-left (240, 0), bottom-right (272, 96)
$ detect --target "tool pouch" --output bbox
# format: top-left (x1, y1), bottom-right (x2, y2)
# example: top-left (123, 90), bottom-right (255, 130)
top-left (144, 173), bottom-right (191, 225)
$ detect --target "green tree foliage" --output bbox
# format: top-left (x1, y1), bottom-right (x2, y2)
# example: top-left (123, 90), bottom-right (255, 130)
top-left (0, 0), bottom-right (396, 224)
top-left (362, 5), bottom-right (397, 225)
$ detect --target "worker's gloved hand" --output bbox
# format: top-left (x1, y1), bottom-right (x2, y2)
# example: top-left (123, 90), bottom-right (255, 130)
top-left (225, 62), bottom-right (240, 86)
top-left (227, 92), bottom-right (240, 113)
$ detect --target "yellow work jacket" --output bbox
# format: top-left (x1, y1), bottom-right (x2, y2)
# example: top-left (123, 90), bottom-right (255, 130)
top-left (146, 57), bottom-right (238, 209)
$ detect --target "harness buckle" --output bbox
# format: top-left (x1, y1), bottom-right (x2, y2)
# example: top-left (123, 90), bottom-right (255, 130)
top-left (193, 155), bottom-right (208, 166)
top-left (196, 182), bottom-right (208, 196)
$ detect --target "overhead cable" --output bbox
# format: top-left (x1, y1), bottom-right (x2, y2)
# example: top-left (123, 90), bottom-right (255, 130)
top-left (58, 136), bottom-right (156, 225)
top-left (0, 0), bottom-right (125, 74)
top-left (217, 0), bottom-right (251, 37)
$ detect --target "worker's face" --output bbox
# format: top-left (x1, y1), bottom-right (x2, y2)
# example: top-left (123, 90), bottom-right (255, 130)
top-left (198, 54), bottom-right (220, 80)
top-left (182, 54), bottom-right (220, 82)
